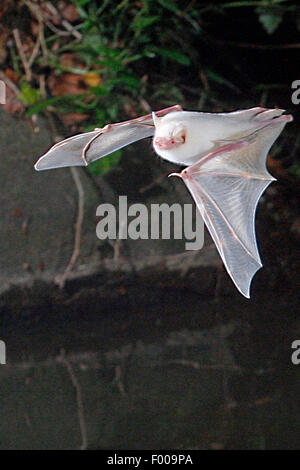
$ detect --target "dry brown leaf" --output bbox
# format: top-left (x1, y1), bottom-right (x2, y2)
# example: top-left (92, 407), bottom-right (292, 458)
top-left (5, 68), bottom-right (19, 84)
top-left (122, 102), bottom-right (138, 118)
top-left (48, 72), bottom-right (88, 96)
top-left (267, 155), bottom-right (290, 179)
top-left (82, 72), bottom-right (102, 87)
top-left (60, 52), bottom-right (84, 68)
top-left (60, 112), bottom-right (89, 127)
top-left (58, 2), bottom-right (79, 22)
top-left (1, 86), bottom-right (25, 115)
top-left (0, 30), bottom-right (9, 64)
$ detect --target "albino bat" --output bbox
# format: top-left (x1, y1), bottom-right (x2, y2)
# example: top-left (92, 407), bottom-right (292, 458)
top-left (35, 105), bottom-right (293, 298)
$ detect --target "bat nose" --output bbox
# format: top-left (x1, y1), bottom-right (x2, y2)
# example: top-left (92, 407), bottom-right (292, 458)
top-left (154, 136), bottom-right (182, 149)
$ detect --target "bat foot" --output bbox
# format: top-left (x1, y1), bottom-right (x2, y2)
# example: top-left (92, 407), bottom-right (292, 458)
top-left (168, 172), bottom-right (182, 179)
top-left (254, 108), bottom-right (293, 124)
top-left (276, 114), bottom-right (293, 123)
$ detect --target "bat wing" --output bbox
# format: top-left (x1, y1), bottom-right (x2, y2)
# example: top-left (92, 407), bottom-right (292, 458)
top-left (174, 114), bottom-right (292, 298)
top-left (35, 105), bottom-right (182, 171)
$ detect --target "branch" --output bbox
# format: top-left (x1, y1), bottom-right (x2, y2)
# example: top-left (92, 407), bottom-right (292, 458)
top-left (56, 167), bottom-right (85, 289)
top-left (13, 29), bottom-right (32, 82)
top-left (58, 350), bottom-right (88, 450)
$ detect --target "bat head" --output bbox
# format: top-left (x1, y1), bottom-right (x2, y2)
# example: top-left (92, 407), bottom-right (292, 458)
top-left (153, 114), bottom-right (186, 151)
top-left (152, 111), bottom-right (201, 165)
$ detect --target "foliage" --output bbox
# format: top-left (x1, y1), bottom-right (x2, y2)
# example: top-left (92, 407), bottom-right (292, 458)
top-left (2, 0), bottom-right (299, 175)
top-left (86, 150), bottom-right (122, 175)
top-left (32, 0), bottom-right (201, 125)
top-left (18, 82), bottom-right (42, 106)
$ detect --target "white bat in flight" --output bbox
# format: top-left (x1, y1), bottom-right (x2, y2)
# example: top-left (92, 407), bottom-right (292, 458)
top-left (35, 105), bottom-right (292, 298)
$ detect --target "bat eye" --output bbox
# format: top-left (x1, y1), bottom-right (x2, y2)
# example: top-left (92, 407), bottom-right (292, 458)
top-left (176, 134), bottom-right (185, 144)
top-left (172, 135), bottom-right (185, 144)
top-left (172, 125), bottom-right (186, 144)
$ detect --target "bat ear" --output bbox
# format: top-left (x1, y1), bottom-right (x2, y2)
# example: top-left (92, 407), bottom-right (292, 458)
top-left (152, 111), bottom-right (160, 127)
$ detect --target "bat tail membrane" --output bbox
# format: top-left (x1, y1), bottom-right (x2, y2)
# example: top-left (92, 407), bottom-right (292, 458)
top-left (181, 116), bottom-right (292, 297)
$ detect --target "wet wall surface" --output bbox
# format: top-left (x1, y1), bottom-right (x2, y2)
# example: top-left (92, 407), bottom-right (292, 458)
top-left (0, 283), bottom-right (299, 450)
top-left (0, 103), bottom-right (299, 449)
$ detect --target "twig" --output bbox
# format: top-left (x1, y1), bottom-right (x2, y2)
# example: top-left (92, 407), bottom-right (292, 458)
top-left (139, 97), bottom-right (152, 113)
top-left (217, 39), bottom-right (300, 50)
top-left (13, 29), bottom-right (32, 82)
top-left (114, 364), bottom-right (127, 395)
top-left (25, 0), bottom-right (48, 58)
top-left (107, 220), bottom-right (126, 261)
top-left (13, 20), bottom-right (42, 132)
top-left (34, 102), bottom-right (84, 288)
top-left (45, 1), bottom-right (82, 39)
top-left (61, 19), bottom-right (82, 40)
top-left (139, 171), bottom-right (169, 193)
top-left (167, 359), bottom-right (241, 371)
top-left (58, 350), bottom-right (88, 450)
top-left (107, 238), bottom-right (122, 261)
top-left (26, 0), bottom-right (81, 43)
top-left (39, 74), bottom-right (46, 98)
top-left (226, 395), bottom-right (276, 410)
top-left (28, 29), bottom-right (41, 68)
top-left (0, 71), bottom-right (20, 95)
top-left (198, 89), bottom-right (209, 110)
top-left (179, 251), bottom-right (198, 277)
top-left (45, 20), bottom-right (73, 36)
top-left (39, 78), bottom-right (62, 141)
top-left (39, 21), bottom-right (48, 58)
top-left (56, 167), bottom-right (85, 289)
top-left (214, 260), bottom-right (224, 302)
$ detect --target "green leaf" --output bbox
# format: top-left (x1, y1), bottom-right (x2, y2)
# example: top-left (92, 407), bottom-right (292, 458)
top-left (87, 150), bottom-right (122, 175)
top-left (146, 47), bottom-right (191, 65)
top-left (157, 0), bottom-right (180, 14)
top-left (18, 83), bottom-right (42, 107)
top-left (206, 69), bottom-right (240, 92)
top-left (133, 15), bottom-right (159, 34)
top-left (256, 7), bottom-right (283, 34)
top-left (258, 12), bottom-right (282, 34)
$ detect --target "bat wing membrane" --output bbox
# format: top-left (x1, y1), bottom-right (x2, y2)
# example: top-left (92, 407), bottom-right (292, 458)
top-left (35, 105), bottom-right (182, 171)
top-left (35, 122), bottom-right (154, 171)
top-left (181, 116), bottom-right (291, 297)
